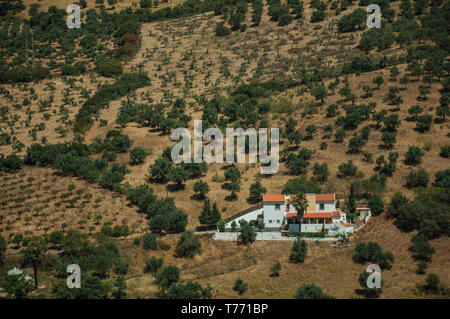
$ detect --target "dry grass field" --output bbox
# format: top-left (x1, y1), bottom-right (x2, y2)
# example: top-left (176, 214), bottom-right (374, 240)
top-left (0, 0), bottom-right (448, 299)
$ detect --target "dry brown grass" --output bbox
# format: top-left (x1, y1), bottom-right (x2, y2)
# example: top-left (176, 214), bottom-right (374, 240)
top-left (115, 214), bottom-right (449, 299)
top-left (0, 166), bottom-right (147, 244)
top-left (0, 2), bottom-right (448, 299)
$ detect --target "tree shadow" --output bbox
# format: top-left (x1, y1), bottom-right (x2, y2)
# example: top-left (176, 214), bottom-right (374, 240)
top-left (190, 194), bottom-right (206, 201)
top-left (166, 183), bottom-right (185, 192)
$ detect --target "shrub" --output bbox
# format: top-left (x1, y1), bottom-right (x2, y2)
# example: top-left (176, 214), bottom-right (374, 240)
top-left (282, 177), bottom-right (320, 195)
top-left (96, 59), bottom-right (123, 77)
top-left (193, 180), bottom-right (209, 199)
top-left (295, 284), bottom-right (331, 299)
top-left (175, 231), bottom-right (201, 258)
top-left (155, 266), bottom-right (180, 291)
top-left (270, 262), bottom-right (282, 277)
top-left (215, 22), bottom-right (231, 37)
top-left (404, 146), bottom-right (424, 165)
top-left (237, 221), bottom-right (256, 245)
top-left (0, 154), bottom-right (23, 172)
top-left (416, 261), bottom-right (427, 274)
top-left (411, 235), bottom-right (435, 261)
top-left (424, 273), bottom-right (440, 293)
top-left (0, 235), bottom-right (6, 266)
top-left (158, 241), bottom-right (171, 251)
top-left (338, 160), bottom-right (357, 177)
top-left (352, 242), bottom-right (394, 270)
top-left (144, 257), bottom-right (163, 273)
top-left (114, 260), bottom-right (129, 275)
top-left (290, 239), bottom-right (307, 263)
top-left (130, 146), bottom-right (147, 164)
top-left (368, 195), bottom-right (384, 216)
top-left (337, 8), bottom-right (366, 32)
top-left (415, 114), bottom-right (433, 132)
top-left (440, 145), bottom-right (450, 158)
top-left (311, 10), bottom-right (325, 22)
top-left (233, 278), bottom-right (248, 294)
top-left (48, 231), bottom-right (65, 245)
top-left (248, 180), bottom-right (267, 203)
top-left (142, 233), bottom-right (158, 250)
top-left (405, 169), bottom-right (429, 188)
top-left (140, 0), bottom-right (152, 9)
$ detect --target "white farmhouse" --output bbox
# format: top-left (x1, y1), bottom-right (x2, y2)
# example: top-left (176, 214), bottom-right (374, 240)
top-left (224, 193), bottom-right (354, 236)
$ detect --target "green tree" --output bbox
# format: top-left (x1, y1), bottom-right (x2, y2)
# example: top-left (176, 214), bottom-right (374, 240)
top-left (225, 166), bottom-right (241, 199)
top-left (408, 105), bottom-right (423, 120)
top-left (1, 268), bottom-right (34, 299)
top-left (193, 180), bottom-right (209, 199)
top-left (312, 162), bottom-right (329, 183)
top-left (293, 193), bottom-right (308, 213)
top-left (346, 184), bottom-right (356, 221)
top-left (150, 157), bottom-right (173, 183)
top-left (155, 265), bottom-right (180, 292)
top-left (348, 135), bottom-right (366, 153)
top-left (390, 66), bottom-right (400, 81)
top-left (248, 180), bottom-right (266, 203)
top-left (142, 233), bottom-right (158, 250)
top-left (215, 22), bottom-right (231, 37)
top-left (166, 281), bottom-right (212, 299)
top-left (130, 146), bottom-right (147, 164)
top-left (338, 160), bottom-right (357, 177)
top-left (404, 146), bottom-right (424, 165)
top-left (169, 166), bottom-right (188, 188)
top-left (175, 231), bottom-right (201, 258)
top-left (405, 169), bottom-right (429, 188)
top-left (411, 235), bottom-right (435, 261)
top-left (238, 220), bottom-right (256, 245)
top-left (295, 283), bottom-right (331, 299)
top-left (334, 129), bottom-right (346, 143)
top-left (144, 256), bottom-right (163, 273)
top-left (233, 278), bottom-right (248, 294)
top-left (415, 114), bottom-right (433, 132)
top-left (23, 236), bottom-right (47, 289)
top-left (416, 260), bottom-right (427, 274)
top-left (311, 84), bottom-right (327, 103)
top-left (358, 270), bottom-right (382, 298)
top-left (270, 262), bottom-right (282, 277)
top-left (424, 273), bottom-right (440, 293)
top-left (373, 76), bottom-right (384, 89)
top-left (368, 195), bottom-right (384, 216)
top-left (0, 235), bottom-right (6, 265)
top-left (290, 239), bottom-right (307, 263)
top-left (381, 131), bottom-right (396, 149)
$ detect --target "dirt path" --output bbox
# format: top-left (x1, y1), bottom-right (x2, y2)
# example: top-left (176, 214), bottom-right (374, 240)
top-left (84, 122), bottom-right (99, 144)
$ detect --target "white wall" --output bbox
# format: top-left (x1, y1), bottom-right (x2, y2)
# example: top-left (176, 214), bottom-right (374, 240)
top-left (263, 202), bottom-right (285, 228)
top-left (225, 208), bottom-right (263, 228)
top-left (301, 223), bottom-right (353, 235)
top-left (315, 202), bottom-right (336, 212)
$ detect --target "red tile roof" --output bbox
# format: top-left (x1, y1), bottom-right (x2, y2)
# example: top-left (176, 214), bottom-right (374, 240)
top-left (342, 223), bottom-right (352, 227)
top-left (303, 212), bottom-right (332, 218)
top-left (263, 193), bottom-right (337, 203)
top-left (332, 211), bottom-right (341, 217)
top-left (316, 194), bottom-right (335, 202)
top-left (263, 194), bottom-right (285, 202)
top-left (285, 213), bottom-right (297, 218)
